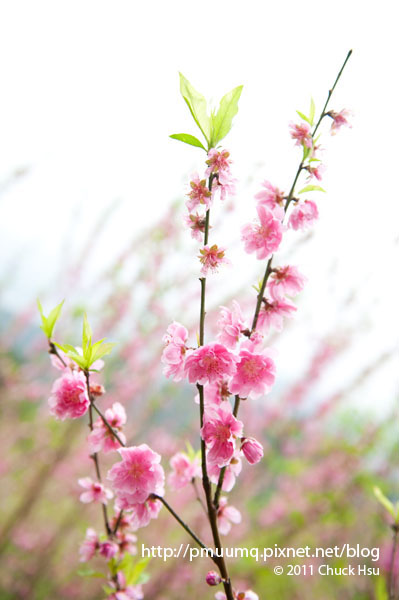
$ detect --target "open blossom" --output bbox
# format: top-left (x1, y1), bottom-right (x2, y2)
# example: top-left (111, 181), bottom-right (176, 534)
top-left (208, 451), bottom-right (242, 491)
top-left (48, 370), bottom-right (89, 420)
top-left (186, 173), bottom-right (212, 212)
top-left (289, 121), bottom-right (313, 148)
top-left (184, 212), bottom-right (207, 241)
top-left (184, 343), bottom-right (236, 385)
top-left (206, 149), bottom-right (236, 201)
top-left (78, 477), bottom-right (114, 504)
top-left (217, 301), bottom-right (246, 349)
top-left (256, 297), bottom-right (297, 332)
top-left (288, 199), bottom-right (318, 231)
top-left (241, 205), bottom-right (283, 260)
top-left (241, 437), bottom-right (264, 465)
top-left (79, 528), bottom-right (99, 562)
top-left (201, 405), bottom-right (243, 467)
top-left (162, 321), bottom-right (188, 382)
top-left (217, 497), bottom-right (241, 535)
top-left (88, 402), bottom-right (127, 454)
top-left (255, 180), bottom-right (285, 220)
top-left (229, 348), bottom-right (276, 399)
top-left (199, 244), bottom-right (230, 275)
top-left (108, 444), bottom-right (165, 507)
top-left (306, 163), bottom-right (325, 181)
top-left (126, 498), bottom-right (163, 530)
top-left (268, 265), bottom-right (306, 300)
top-left (168, 452), bottom-right (201, 490)
top-left (329, 109), bottom-right (351, 135)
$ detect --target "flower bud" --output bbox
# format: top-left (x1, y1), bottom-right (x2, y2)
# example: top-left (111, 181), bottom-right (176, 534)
top-left (99, 541), bottom-right (119, 559)
top-left (206, 570), bottom-right (222, 586)
top-left (241, 437), bottom-right (264, 465)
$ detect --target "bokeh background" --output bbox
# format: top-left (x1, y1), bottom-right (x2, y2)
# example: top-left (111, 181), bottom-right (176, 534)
top-left (1, 1), bottom-right (398, 598)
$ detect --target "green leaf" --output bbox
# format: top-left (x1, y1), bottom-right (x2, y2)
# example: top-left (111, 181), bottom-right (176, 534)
top-left (309, 97), bottom-right (316, 126)
top-left (103, 585), bottom-right (115, 595)
top-left (374, 486), bottom-right (396, 519)
top-left (124, 557), bottom-right (150, 586)
top-left (296, 110), bottom-right (311, 125)
top-left (82, 313), bottom-right (92, 355)
top-left (298, 184), bottom-right (326, 194)
top-left (375, 575), bottom-right (389, 600)
top-left (77, 568), bottom-right (105, 578)
top-left (211, 84), bottom-right (243, 146)
top-left (89, 342), bottom-right (116, 367)
top-left (179, 73), bottom-right (210, 144)
top-left (170, 133), bottom-right (206, 150)
top-left (37, 299), bottom-right (64, 339)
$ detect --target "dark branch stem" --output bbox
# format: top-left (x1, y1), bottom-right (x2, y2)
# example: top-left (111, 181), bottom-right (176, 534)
top-left (388, 524), bottom-right (399, 600)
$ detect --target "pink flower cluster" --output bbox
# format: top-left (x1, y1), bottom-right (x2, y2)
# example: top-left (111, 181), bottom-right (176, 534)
top-left (88, 402), bottom-right (127, 453)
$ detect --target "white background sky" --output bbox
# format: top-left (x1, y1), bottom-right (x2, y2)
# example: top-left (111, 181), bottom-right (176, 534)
top-left (0, 0), bottom-right (398, 410)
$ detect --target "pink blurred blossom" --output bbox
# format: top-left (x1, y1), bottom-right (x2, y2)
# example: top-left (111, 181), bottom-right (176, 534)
top-left (79, 528), bottom-right (99, 562)
top-left (217, 497), bottom-right (242, 535)
top-left (126, 498), bottom-right (163, 530)
top-left (241, 205), bottom-right (283, 260)
top-left (99, 540), bottom-right (119, 559)
top-left (162, 321), bottom-right (188, 382)
top-left (217, 301), bottom-right (246, 349)
top-left (288, 200), bottom-right (319, 231)
top-left (78, 477), bottom-right (113, 504)
top-left (255, 180), bottom-right (285, 220)
top-left (208, 452), bottom-right (242, 491)
top-left (329, 109), bottom-right (352, 135)
top-left (268, 265), bottom-right (306, 300)
top-left (88, 402), bottom-right (127, 454)
top-left (184, 213), bottom-right (207, 241)
top-left (256, 297), bottom-right (297, 332)
top-left (168, 452), bottom-right (201, 490)
top-left (289, 121), bottom-right (313, 148)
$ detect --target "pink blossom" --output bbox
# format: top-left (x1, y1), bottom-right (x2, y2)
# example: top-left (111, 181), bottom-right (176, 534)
top-left (195, 380), bottom-right (231, 406)
top-left (217, 497), bottom-right (241, 535)
top-left (201, 405), bottom-right (243, 468)
top-left (108, 572), bottom-right (144, 600)
top-left (241, 437), bottom-right (264, 464)
top-left (229, 349), bottom-right (276, 399)
top-left (168, 452), bottom-right (201, 490)
top-left (206, 571), bottom-right (222, 586)
top-left (199, 244), bottom-right (230, 275)
top-left (107, 444), bottom-right (165, 507)
top-left (116, 530), bottom-right (137, 555)
top-left (240, 331), bottom-right (264, 353)
top-left (88, 402), bottom-right (127, 454)
top-left (268, 265), bottom-right (306, 300)
top-left (79, 528), bottom-right (99, 562)
top-left (99, 540), bottom-right (119, 559)
top-left (206, 149), bottom-right (236, 201)
top-left (184, 213), bottom-right (207, 241)
top-left (126, 498), bottom-right (163, 530)
top-left (78, 477), bottom-right (114, 504)
top-left (306, 163), bottom-right (325, 181)
top-left (217, 301), bottom-right (246, 349)
top-left (208, 452), bottom-right (242, 491)
top-left (161, 321), bottom-right (188, 382)
top-left (255, 180), bottom-right (285, 220)
top-left (329, 109), bottom-right (352, 135)
top-left (48, 370), bottom-right (89, 420)
top-left (257, 297), bottom-right (297, 332)
top-left (241, 205), bottom-right (283, 260)
top-left (288, 200), bottom-right (319, 231)
top-left (289, 121), bottom-right (313, 148)
top-left (185, 343), bottom-right (236, 385)
top-left (186, 173), bottom-right (212, 212)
